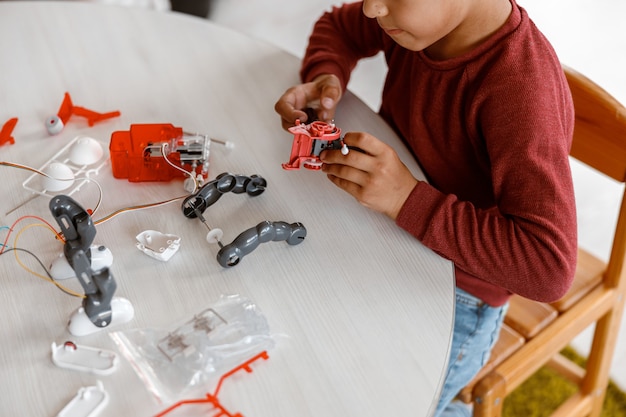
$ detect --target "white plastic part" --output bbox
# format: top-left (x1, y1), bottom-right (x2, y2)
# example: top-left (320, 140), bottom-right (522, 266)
top-left (69, 136), bottom-right (104, 166)
top-left (42, 162), bottom-right (75, 192)
top-left (50, 253), bottom-right (77, 281)
top-left (341, 144), bottom-right (350, 155)
top-left (206, 228), bottom-right (224, 244)
top-left (68, 297), bottom-right (135, 337)
top-left (135, 230), bottom-right (181, 262)
top-left (90, 246), bottom-right (114, 271)
top-left (51, 341), bottom-right (118, 375)
top-left (49, 245), bottom-right (113, 281)
top-left (46, 114), bottom-right (64, 135)
top-left (22, 135), bottom-right (109, 198)
top-left (56, 381), bottom-right (108, 417)
top-left (183, 176), bottom-right (197, 193)
top-left (210, 137), bottom-right (235, 150)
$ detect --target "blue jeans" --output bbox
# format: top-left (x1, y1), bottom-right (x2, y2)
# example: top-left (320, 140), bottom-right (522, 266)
top-left (433, 288), bottom-right (508, 417)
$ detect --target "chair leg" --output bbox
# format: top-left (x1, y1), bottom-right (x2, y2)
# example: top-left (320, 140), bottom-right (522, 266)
top-left (583, 294), bottom-right (626, 417)
top-left (473, 372), bottom-right (506, 417)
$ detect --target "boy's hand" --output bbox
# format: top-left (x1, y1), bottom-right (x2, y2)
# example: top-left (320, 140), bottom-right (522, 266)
top-left (320, 132), bottom-right (419, 220)
top-left (274, 74), bottom-right (342, 131)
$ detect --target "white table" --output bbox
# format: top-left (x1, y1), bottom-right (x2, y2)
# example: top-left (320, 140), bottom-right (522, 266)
top-left (0, 2), bottom-right (455, 416)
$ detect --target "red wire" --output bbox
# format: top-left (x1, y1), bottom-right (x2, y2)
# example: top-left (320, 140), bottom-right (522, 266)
top-left (0, 215), bottom-right (63, 255)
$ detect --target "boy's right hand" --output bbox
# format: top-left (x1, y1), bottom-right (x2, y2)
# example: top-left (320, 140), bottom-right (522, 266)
top-left (274, 74), bottom-right (342, 131)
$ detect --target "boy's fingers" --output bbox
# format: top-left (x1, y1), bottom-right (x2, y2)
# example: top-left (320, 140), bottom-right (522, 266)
top-left (317, 76), bottom-right (342, 121)
top-left (274, 86), bottom-right (311, 128)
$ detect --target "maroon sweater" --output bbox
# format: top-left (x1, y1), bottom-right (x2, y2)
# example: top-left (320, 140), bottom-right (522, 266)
top-left (301, 0), bottom-right (577, 306)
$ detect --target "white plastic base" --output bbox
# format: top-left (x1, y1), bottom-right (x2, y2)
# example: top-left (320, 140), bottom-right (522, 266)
top-left (68, 297), bottom-right (134, 337)
top-left (56, 381), bottom-right (108, 417)
top-left (51, 341), bottom-right (118, 375)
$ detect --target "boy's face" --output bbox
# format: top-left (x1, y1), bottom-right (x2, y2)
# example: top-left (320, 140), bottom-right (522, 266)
top-left (362, 0), bottom-right (470, 55)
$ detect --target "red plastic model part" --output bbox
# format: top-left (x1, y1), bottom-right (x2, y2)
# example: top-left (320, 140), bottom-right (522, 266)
top-left (110, 123), bottom-right (209, 183)
top-left (0, 117), bottom-right (18, 146)
top-left (282, 120), bottom-right (342, 170)
top-left (154, 350), bottom-right (269, 417)
top-left (46, 92), bottom-right (120, 132)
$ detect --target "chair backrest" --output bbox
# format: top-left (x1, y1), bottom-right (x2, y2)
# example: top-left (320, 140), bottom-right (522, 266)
top-left (566, 66), bottom-right (626, 182)
top-left (565, 66), bottom-right (626, 292)
top-left (463, 66), bottom-right (626, 417)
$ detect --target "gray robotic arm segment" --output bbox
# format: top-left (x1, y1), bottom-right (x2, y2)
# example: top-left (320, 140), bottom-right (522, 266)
top-left (49, 195), bottom-right (116, 328)
top-left (49, 195), bottom-right (96, 266)
top-left (182, 173), bottom-right (267, 218)
top-left (216, 221), bottom-right (307, 268)
top-left (71, 250), bottom-right (116, 328)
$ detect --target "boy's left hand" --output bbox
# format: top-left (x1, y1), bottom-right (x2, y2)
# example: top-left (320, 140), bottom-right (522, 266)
top-left (320, 131), bottom-right (419, 220)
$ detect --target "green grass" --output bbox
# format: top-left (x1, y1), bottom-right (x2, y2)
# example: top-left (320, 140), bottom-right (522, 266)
top-left (503, 347), bottom-right (626, 416)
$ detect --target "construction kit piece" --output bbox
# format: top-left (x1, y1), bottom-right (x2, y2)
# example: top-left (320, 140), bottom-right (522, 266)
top-left (51, 341), bottom-right (118, 375)
top-left (22, 135), bottom-right (108, 198)
top-left (181, 173), bottom-right (267, 218)
top-left (282, 120), bottom-right (349, 170)
top-left (49, 195), bottom-right (134, 336)
top-left (110, 124), bottom-right (232, 191)
top-left (135, 230), bottom-right (181, 262)
top-left (181, 173), bottom-right (307, 267)
top-left (157, 308), bottom-right (228, 361)
top-left (213, 220), bottom-right (307, 268)
top-left (0, 117), bottom-right (18, 146)
top-left (46, 92), bottom-right (120, 135)
top-left (56, 381), bottom-right (108, 417)
top-left (154, 351), bottom-right (269, 417)
top-left (50, 244), bottom-right (113, 281)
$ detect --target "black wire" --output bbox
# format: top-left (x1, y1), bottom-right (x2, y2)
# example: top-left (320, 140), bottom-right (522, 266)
top-left (0, 246), bottom-right (81, 297)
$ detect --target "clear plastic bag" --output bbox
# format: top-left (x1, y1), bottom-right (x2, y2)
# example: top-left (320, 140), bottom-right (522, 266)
top-left (110, 294), bottom-right (274, 405)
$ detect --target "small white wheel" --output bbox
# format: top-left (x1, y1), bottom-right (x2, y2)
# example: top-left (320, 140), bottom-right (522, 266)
top-left (46, 115), bottom-right (64, 135)
top-left (206, 228), bottom-right (224, 244)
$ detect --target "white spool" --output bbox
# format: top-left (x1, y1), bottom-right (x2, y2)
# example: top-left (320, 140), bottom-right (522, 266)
top-left (46, 115), bottom-right (64, 135)
top-left (206, 228), bottom-right (224, 244)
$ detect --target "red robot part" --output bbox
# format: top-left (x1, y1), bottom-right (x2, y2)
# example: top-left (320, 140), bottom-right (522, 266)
top-left (46, 92), bottom-right (121, 135)
top-left (154, 350), bottom-right (269, 417)
top-left (282, 120), bottom-right (344, 170)
top-left (110, 123), bottom-right (210, 183)
top-left (0, 117), bottom-right (18, 146)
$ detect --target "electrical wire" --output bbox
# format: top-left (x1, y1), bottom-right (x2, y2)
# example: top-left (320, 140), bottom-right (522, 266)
top-left (0, 160), bottom-right (48, 176)
top-left (0, 215), bottom-right (64, 255)
top-left (0, 225), bottom-right (9, 249)
top-left (93, 194), bottom-right (188, 225)
top-left (1, 158), bottom-right (196, 296)
top-left (143, 143), bottom-right (199, 192)
top-left (1, 222), bottom-right (84, 298)
top-left (2, 156), bottom-right (191, 228)
top-left (1, 247), bottom-right (83, 298)
top-left (1, 160), bottom-right (104, 215)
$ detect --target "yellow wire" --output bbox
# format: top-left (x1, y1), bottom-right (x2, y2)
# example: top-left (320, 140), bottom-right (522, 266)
top-left (93, 194), bottom-right (187, 225)
top-left (13, 223), bottom-right (85, 298)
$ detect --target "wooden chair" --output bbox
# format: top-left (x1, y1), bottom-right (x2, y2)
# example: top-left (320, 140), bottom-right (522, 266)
top-left (458, 66), bottom-right (626, 417)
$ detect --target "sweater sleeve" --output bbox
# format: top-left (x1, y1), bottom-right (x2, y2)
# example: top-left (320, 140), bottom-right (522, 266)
top-left (396, 50), bottom-right (577, 305)
top-left (300, 2), bottom-right (385, 90)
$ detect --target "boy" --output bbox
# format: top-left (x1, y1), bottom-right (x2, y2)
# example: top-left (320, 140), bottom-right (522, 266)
top-left (274, 0), bottom-right (577, 415)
